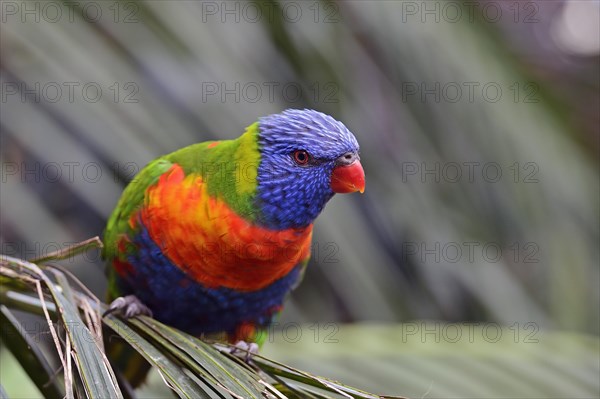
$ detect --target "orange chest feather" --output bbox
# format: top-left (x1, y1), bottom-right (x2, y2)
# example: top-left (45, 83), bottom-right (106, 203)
top-left (136, 165), bottom-right (313, 291)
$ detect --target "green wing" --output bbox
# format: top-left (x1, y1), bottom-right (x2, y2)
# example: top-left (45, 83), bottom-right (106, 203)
top-left (103, 126), bottom-right (259, 299)
top-left (103, 158), bottom-right (175, 300)
top-left (103, 158), bottom-right (174, 261)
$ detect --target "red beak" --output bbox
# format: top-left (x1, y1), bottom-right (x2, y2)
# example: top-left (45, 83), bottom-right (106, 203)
top-left (330, 158), bottom-right (365, 194)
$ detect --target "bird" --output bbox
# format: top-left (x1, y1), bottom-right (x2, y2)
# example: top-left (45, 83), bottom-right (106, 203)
top-left (102, 109), bottom-right (365, 384)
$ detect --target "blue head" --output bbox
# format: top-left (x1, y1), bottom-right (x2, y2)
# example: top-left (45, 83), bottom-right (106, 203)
top-left (255, 109), bottom-right (364, 230)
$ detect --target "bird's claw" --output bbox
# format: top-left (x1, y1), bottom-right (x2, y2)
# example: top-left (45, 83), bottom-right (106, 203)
top-left (230, 340), bottom-right (259, 362)
top-left (103, 295), bottom-right (153, 318)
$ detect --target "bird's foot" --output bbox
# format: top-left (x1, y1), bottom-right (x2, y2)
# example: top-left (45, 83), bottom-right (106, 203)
top-left (230, 340), bottom-right (259, 362)
top-left (103, 295), bottom-right (153, 318)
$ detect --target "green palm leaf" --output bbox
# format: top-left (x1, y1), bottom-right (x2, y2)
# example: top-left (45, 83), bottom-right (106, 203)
top-left (0, 247), bottom-right (406, 398)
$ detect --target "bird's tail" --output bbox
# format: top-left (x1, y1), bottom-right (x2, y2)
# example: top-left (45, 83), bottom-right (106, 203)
top-left (103, 325), bottom-right (152, 388)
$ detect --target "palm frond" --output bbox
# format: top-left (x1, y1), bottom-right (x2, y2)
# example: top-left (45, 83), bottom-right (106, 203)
top-left (0, 243), bottom-right (406, 399)
top-left (2, 241), bottom-right (598, 398)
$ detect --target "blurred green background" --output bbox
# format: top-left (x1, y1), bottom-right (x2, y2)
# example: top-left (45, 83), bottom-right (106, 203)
top-left (1, 0), bottom-right (599, 398)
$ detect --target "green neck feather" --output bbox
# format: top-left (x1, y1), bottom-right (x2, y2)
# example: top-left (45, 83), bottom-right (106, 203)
top-left (165, 122), bottom-right (261, 222)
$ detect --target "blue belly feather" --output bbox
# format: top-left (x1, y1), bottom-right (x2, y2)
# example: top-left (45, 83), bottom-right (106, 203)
top-left (115, 222), bottom-right (302, 336)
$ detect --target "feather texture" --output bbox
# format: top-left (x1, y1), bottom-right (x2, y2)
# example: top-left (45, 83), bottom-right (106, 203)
top-left (103, 109), bottom-right (362, 378)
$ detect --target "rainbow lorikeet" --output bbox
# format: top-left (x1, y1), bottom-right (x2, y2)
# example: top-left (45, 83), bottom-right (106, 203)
top-left (103, 109), bottom-right (364, 380)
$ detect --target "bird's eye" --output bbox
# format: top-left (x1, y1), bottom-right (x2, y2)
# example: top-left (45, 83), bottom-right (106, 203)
top-left (292, 150), bottom-right (311, 165)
